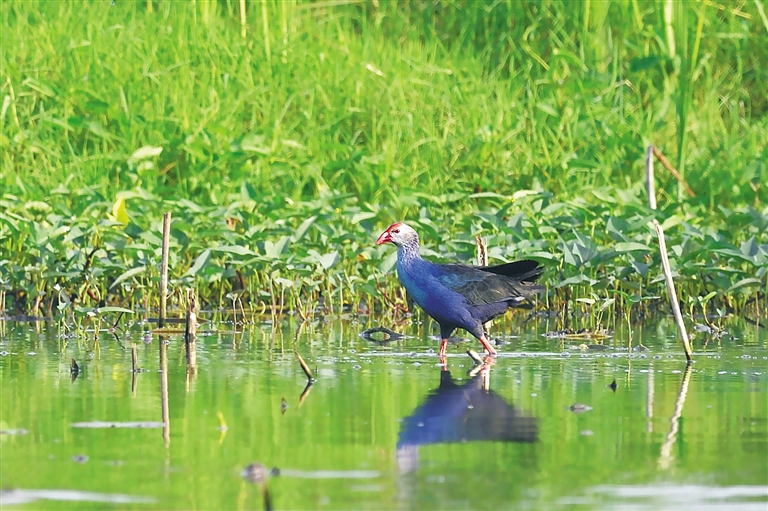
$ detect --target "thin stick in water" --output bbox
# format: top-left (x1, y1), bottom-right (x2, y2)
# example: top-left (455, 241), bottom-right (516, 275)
top-left (654, 223), bottom-right (693, 361)
top-left (646, 146), bottom-right (692, 361)
top-left (159, 212), bottom-right (171, 329)
top-left (185, 289), bottom-right (197, 343)
top-left (296, 351), bottom-right (315, 382)
top-left (132, 344), bottom-right (138, 373)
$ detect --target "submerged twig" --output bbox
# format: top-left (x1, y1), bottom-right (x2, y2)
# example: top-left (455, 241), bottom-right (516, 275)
top-left (359, 326), bottom-right (404, 342)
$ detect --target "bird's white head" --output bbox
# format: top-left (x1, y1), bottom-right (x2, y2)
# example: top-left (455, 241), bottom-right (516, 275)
top-left (376, 222), bottom-right (419, 248)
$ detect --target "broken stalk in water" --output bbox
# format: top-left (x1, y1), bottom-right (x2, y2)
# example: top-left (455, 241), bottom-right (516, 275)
top-left (296, 351), bottom-right (315, 382)
top-left (646, 146), bottom-right (693, 362)
top-left (159, 212), bottom-right (171, 329)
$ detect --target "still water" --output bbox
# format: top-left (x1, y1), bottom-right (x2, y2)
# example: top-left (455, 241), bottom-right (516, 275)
top-left (1, 315), bottom-right (766, 510)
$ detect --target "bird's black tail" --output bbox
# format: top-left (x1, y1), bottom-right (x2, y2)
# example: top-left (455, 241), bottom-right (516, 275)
top-left (483, 260), bottom-right (543, 283)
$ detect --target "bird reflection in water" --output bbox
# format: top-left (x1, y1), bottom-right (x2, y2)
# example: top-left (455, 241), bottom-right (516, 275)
top-left (397, 357), bottom-right (537, 474)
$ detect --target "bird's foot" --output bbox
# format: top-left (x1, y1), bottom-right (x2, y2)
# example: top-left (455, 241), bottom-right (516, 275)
top-left (479, 335), bottom-right (497, 356)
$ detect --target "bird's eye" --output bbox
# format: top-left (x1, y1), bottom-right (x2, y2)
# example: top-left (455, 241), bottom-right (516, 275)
top-left (393, 229), bottom-right (400, 234)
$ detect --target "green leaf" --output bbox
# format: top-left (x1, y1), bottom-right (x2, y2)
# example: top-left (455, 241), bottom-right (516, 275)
top-left (293, 215), bottom-right (317, 241)
top-left (110, 266), bottom-right (147, 289)
top-left (350, 212), bottom-right (376, 224)
top-left (555, 275), bottom-right (598, 287)
top-left (210, 245), bottom-right (254, 256)
top-left (727, 278), bottom-right (763, 293)
top-left (186, 249), bottom-right (211, 276)
top-left (264, 236), bottom-right (291, 258)
top-left (95, 306), bottom-right (134, 314)
top-left (614, 242), bottom-right (652, 253)
top-left (128, 146), bottom-right (163, 163)
top-left (536, 103), bottom-right (559, 117)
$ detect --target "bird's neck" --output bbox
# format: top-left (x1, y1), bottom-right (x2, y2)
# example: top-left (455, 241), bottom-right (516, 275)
top-left (397, 242), bottom-right (421, 264)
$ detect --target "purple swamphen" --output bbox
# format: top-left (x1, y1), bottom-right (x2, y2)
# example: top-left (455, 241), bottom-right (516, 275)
top-left (376, 222), bottom-right (544, 356)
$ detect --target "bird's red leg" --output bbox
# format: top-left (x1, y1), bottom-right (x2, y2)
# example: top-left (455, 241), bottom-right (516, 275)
top-left (478, 335), bottom-right (497, 356)
top-left (438, 339), bottom-right (448, 357)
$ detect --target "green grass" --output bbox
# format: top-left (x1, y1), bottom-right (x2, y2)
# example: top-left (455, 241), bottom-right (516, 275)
top-left (0, 0), bottom-right (766, 321)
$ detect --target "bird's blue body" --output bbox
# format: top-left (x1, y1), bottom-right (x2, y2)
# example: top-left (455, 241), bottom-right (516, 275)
top-left (396, 246), bottom-right (484, 339)
top-left (377, 222), bottom-right (544, 354)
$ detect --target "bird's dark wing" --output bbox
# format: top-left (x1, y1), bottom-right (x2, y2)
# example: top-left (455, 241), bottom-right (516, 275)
top-left (435, 260), bottom-right (544, 307)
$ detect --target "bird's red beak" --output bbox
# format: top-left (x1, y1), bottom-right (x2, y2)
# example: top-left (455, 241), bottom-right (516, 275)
top-left (376, 229), bottom-right (392, 245)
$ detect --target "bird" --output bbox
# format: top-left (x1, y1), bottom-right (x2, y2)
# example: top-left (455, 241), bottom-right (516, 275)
top-left (376, 222), bottom-right (544, 356)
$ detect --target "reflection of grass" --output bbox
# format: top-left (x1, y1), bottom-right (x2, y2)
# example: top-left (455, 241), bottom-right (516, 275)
top-left (0, 2), bottom-right (766, 316)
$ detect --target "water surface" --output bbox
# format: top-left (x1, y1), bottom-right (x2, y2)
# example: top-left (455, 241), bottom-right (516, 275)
top-left (1, 316), bottom-right (766, 510)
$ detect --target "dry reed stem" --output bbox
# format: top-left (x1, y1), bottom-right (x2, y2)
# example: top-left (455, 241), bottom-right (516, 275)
top-left (185, 289), bottom-right (197, 343)
top-left (159, 212), bottom-right (171, 329)
top-left (239, 0), bottom-right (247, 38)
top-left (651, 146), bottom-right (695, 197)
top-left (295, 351), bottom-right (314, 382)
top-left (654, 223), bottom-right (694, 361)
top-left (646, 146), bottom-right (693, 361)
top-left (476, 235), bottom-right (491, 334)
top-left (645, 146), bottom-right (657, 210)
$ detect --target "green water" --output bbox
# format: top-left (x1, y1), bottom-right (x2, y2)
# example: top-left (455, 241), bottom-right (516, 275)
top-left (1, 316), bottom-right (766, 510)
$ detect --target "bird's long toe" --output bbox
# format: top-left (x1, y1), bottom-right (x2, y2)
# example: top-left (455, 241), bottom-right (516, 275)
top-left (479, 335), bottom-right (497, 356)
